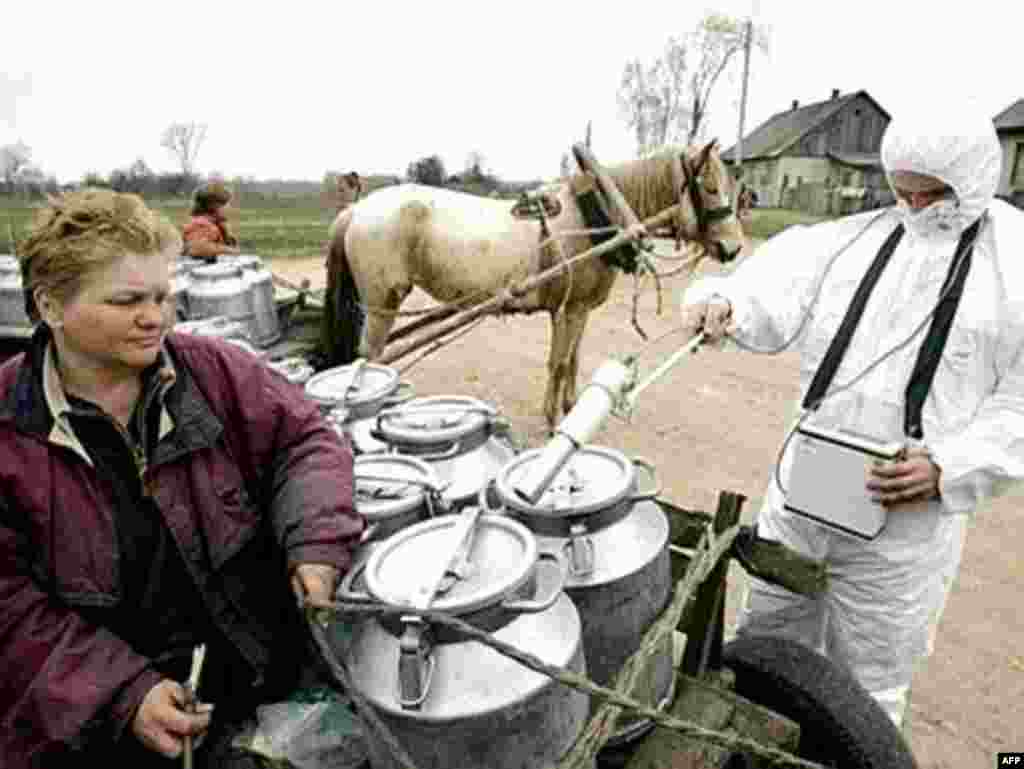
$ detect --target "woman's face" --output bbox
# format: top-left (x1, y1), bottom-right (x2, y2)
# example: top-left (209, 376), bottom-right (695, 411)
top-left (47, 250), bottom-right (173, 374)
top-left (889, 170), bottom-right (955, 210)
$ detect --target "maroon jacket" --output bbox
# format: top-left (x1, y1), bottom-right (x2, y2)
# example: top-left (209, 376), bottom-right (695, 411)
top-left (0, 330), bottom-right (363, 767)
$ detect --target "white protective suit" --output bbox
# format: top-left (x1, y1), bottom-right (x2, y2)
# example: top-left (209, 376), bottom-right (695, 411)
top-left (680, 104), bottom-right (1024, 727)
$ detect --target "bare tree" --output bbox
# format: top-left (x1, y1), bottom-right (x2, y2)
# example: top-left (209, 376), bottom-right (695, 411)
top-left (560, 152), bottom-right (573, 179)
top-left (0, 141), bottom-right (32, 188)
top-left (160, 122), bottom-right (208, 178)
top-left (684, 14), bottom-right (768, 144)
top-left (617, 14), bottom-right (767, 156)
top-left (464, 150), bottom-right (487, 181)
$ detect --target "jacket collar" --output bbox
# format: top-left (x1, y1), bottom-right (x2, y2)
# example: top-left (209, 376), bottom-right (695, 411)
top-left (4, 325), bottom-right (198, 466)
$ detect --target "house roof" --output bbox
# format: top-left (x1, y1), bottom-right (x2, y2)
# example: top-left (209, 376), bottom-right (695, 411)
top-left (826, 151), bottom-right (883, 169)
top-left (722, 90), bottom-right (890, 162)
top-left (994, 98), bottom-right (1024, 131)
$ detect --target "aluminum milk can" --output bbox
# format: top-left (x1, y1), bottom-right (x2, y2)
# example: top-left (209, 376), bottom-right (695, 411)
top-left (491, 445), bottom-right (675, 746)
top-left (304, 361), bottom-right (414, 453)
top-left (340, 513), bottom-right (590, 769)
top-left (235, 254), bottom-right (281, 348)
top-left (186, 262), bottom-right (255, 330)
top-left (0, 255), bottom-right (32, 329)
top-left (370, 395), bottom-right (518, 511)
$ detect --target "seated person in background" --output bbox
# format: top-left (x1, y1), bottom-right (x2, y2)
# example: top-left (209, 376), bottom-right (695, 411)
top-left (182, 180), bottom-right (242, 262)
top-left (1, 188), bottom-right (364, 768)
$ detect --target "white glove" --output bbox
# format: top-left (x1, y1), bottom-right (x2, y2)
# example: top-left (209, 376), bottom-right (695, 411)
top-left (679, 294), bottom-right (735, 345)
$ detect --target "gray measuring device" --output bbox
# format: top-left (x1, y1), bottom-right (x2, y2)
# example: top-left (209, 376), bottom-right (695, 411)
top-left (783, 424), bottom-right (903, 540)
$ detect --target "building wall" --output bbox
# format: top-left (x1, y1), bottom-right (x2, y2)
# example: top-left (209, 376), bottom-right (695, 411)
top-left (997, 130), bottom-right (1024, 197)
top-left (793, 94), bottom-right (889, 157)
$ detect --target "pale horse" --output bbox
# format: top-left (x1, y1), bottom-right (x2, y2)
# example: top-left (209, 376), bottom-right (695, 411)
top-left (320, 142), bottom-right (748, 427)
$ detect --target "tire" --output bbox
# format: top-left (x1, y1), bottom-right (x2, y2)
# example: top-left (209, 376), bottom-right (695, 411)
top-left (721, 635), bottom-right (918, 769)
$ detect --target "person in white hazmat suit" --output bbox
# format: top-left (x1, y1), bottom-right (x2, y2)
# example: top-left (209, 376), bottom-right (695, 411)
top-left (678, 101), bottom-right (1024, 729)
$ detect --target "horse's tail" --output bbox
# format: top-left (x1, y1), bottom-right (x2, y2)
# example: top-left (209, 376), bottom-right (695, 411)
top-left (319, 211), bottom-right (364, 367)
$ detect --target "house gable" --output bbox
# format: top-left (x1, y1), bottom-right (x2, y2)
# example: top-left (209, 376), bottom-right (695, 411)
top-left (723, 90), bottom-right (891, 162)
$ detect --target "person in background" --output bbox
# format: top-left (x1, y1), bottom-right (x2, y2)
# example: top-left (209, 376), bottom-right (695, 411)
top-left (182, 180), bottom-right (242, 262)
top-left (0, 188), bottom-right (364, 767)
top-left (677, 101), bottom-right (1024, 732)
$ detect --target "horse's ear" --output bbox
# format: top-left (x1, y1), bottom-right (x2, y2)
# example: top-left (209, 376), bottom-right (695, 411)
top-left (698, 139), bottom-right (718, 171)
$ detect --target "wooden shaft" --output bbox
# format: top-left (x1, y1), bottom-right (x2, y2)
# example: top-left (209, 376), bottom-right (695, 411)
top-left (386, 304), bottom-right (463, 344)
top-left (378, 205), bottom-right (683, 365)
top-left (572, 143), bottom-right (643, 229)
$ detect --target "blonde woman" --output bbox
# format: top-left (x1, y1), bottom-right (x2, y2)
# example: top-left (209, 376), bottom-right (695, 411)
top-left (0, 189), bottom-right (363, 767)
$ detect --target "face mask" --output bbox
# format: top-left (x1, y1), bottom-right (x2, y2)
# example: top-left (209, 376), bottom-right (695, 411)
top-left (896, 197), bottom-right (967, 238)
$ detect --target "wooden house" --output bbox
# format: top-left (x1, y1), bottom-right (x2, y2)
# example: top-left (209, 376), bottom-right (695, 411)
top-left (722, 89), bottom-right (891, 213)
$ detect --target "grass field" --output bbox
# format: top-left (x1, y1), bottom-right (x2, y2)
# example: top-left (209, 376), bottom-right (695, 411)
top-left (0, 196), bottom-right (833, 261)
top-left (1, 197), bottom-right (338, 261)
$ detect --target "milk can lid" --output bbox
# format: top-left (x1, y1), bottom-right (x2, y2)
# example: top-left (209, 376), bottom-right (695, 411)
top-left (494, 445), bottom-right (636, 518)
top-left (363, 513), bottom-right (536, 615)
top-left (374, 395), bottom-right (495, 447)
top-left (304, 362), bottom-right (399, 408)
top-left (354, 454), bottom-right (440, 521)
top-left (191, 262), bottom-right (243, 279)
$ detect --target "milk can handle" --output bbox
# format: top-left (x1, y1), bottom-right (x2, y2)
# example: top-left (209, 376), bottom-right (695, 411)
top-left (335, 549), bottom-right (375, 604)
top-left (403, 440), bottom-right (461, 462)
top-left (397, 618), bottom-right (435, 710)
top-left (629, 456), bottom-right (662, 502)
top-left (500, 550), bottom-right (568, 614)
top-left (564, 522), bottom-right (595, 578)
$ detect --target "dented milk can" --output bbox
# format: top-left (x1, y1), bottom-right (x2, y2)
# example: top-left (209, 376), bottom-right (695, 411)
top-left (340, 513), bottom-right (591, 769)
top-left (491, 445), bottom-right (675, 746)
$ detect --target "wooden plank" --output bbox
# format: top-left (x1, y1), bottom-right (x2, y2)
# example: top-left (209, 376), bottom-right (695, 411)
top-left (619, 674), bottom-right (800, 769)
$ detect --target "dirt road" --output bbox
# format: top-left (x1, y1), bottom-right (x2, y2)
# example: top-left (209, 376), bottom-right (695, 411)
top-left (271, 243), bottom-right (1022, 769)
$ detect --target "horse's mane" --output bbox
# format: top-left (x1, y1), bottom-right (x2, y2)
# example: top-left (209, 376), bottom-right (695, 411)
top-left (600, 147), bottom-right (687, 220)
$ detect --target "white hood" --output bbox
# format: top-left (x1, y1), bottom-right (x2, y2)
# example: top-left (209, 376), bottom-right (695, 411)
top-left (881, 102), bottom-right (1002, 230)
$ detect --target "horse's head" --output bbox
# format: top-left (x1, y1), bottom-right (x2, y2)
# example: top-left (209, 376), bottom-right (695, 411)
top-left (336, 171), bottom-right (364, 212)
top-left (674, 140), bottom-right (747, 264)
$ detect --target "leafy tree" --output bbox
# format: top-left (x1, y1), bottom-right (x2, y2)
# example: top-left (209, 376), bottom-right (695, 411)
top-left (406, 155), bottom-right (446, 187)
top-left (0, 141), bottom-right (32, 194)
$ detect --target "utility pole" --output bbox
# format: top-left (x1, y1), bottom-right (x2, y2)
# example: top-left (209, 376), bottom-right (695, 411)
top-left (736, 16), bottom-right (753, 182)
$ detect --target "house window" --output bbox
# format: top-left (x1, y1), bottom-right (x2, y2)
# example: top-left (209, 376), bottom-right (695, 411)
top-left (1013, 142), bottom-right (1024, 189)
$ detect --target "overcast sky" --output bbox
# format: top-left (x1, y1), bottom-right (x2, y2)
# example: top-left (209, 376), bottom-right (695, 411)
top-left (2, 0), bottom-right (1021, 184)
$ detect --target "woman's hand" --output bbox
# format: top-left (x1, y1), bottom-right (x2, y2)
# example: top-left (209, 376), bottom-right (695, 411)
top-left (291, 563), bottom-right (341, 605)
top-left (132, 679), bottom-right (214, 758)
top-left (866, 446), bottom-right (942, 507)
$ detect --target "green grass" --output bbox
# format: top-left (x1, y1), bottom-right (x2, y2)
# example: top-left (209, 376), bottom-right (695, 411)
top-left (1, 196), bottom-right (337, 260)
top-left (744, 208), bottom-right (834, 240)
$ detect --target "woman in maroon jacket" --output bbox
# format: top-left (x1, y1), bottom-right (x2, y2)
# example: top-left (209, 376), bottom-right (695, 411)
top-left (0, 189), bottom-right (364, 767)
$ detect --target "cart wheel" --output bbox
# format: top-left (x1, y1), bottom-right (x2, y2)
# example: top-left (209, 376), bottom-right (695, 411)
top-left (722, 635), bottom-right (917, 769)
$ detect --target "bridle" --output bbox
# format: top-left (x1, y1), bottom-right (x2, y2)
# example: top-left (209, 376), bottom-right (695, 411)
top-left (678, 148), bottom-right (736, 246)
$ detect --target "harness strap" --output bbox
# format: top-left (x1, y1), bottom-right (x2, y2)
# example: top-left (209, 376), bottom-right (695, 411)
top-left (802, 217), bottom-right (982, 440)
top-left (903, 217), bottom-right (981, 438)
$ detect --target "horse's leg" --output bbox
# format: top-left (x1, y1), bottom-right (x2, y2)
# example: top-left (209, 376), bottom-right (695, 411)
top-left (543, 309), bottom-right (573, 429)
top-left (560, 308), bottom-right (591, 417)
top-left (361, 285), bottom-right (411, 360)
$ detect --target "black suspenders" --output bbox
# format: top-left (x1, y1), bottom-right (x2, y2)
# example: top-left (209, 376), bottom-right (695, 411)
top-left (801, 217), bottom-right (983, 440)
